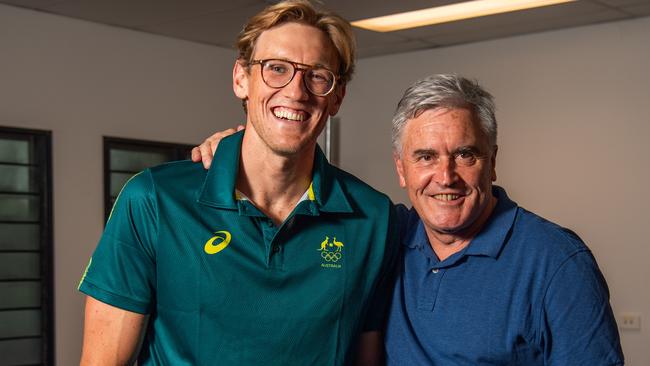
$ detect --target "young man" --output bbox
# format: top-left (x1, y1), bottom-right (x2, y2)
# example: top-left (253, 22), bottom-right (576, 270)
top-left (79, 1), bottom-right (397, 365)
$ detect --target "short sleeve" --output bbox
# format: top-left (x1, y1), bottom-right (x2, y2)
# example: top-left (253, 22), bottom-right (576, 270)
top-left (541, 249), bottom-right (624, 365)
top-left (362, 203), bottom-right (401, 332)
top-left (78, 170), bottom-right (158, 314)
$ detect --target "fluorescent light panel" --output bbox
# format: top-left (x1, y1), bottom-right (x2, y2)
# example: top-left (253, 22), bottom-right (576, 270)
top-left (351, 0), bottom-right (576, 32)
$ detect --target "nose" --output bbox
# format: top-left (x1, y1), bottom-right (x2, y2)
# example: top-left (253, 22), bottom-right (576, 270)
top-left (433, 156), bottom-right (458, 187)
top-left (282, 69), bottom-right (310, 101)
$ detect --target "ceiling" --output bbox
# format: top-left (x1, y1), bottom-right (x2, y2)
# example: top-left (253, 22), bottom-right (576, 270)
top-left (2, 0), bottom-right (649, 58)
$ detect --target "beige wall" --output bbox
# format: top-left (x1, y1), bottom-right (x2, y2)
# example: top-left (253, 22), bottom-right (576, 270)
top-left (340, 16), bottom-right (650, 366)
top-left (2, 2), bottom-right (649, 365)
top-left (0, 4), bottom-right (244, 365)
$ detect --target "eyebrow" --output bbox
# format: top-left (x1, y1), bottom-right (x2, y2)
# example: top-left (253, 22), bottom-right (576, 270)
top-left (270, 58), bottom-right (332, 70)
top-left (411, 146), bottom-right (484, 157)
top-left (453, 146), bottom-right (481, 154)
top-left (411, 149), bottom-right (437, 157)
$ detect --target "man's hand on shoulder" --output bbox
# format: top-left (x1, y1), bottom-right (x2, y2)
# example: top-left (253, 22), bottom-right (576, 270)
top-left (191, 125), bottom-right (244, 169)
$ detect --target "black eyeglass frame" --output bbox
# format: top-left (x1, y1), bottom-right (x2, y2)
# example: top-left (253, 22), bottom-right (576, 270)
top-left (248, 58), bottom-right (339, 97)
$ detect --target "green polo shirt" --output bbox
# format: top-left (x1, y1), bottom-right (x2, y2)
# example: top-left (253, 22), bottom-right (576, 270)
top-left (79, 131), bottom-right (398, 365)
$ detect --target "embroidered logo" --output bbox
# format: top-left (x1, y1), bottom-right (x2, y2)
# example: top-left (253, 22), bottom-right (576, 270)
top-left (204, 230), bottom-right (232, 255)
top-left (318, 236), bottom-right (344, 269)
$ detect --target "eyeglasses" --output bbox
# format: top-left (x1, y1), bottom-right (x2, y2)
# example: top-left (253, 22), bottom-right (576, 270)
top-left (248, 59), bottom-right (338, 97)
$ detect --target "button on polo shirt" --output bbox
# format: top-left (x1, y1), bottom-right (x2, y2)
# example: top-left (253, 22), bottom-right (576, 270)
top-left (80, 130), bottom-right (398, 365)
top-left (233, 187), bottom-right (315, 268)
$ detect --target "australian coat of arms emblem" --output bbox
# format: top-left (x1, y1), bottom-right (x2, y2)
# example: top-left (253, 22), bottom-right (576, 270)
top-left (318, 236), bottom-right (344, 269)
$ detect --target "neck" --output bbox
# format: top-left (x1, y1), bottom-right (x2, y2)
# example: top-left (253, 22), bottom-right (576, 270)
top-left (237, 130), bottom-right (316, 225)
top-left (426, 194), bottom-right (498, 261)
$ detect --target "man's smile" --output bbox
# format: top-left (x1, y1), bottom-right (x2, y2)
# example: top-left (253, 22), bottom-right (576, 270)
top-left (432, 193), bottom-right (462, 201)
top-left (272, 106), bottom-right (308, 121)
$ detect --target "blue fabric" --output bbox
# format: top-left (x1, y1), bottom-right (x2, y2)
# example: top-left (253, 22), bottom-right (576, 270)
top-left (386, 186), bottom-right (623, 365)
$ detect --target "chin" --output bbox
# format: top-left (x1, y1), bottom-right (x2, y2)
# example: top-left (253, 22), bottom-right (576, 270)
top-left (434, 226), bottom-right (462, 234)
top-left (271, 146), bottom-right (302, 156)
top-left (268, 140), bottom-right (313, 156)
top-left (428, 219), bottom-right (468, 235)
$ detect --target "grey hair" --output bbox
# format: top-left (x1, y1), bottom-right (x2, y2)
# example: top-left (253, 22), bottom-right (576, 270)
top-left (391, 74), bottom-right (497, 154)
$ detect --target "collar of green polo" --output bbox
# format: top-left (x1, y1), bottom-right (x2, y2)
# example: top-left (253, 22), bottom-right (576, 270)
top-left (234, 182), bottom-right (315, 203)
top-left (197, 130), bottom-right (352, 214)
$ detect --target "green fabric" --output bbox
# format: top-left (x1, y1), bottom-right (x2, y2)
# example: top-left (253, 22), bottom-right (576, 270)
top-left (79, 131), bottom-right (398, 365)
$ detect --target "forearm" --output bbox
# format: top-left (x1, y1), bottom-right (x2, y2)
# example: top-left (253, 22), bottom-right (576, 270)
top-left (80, 296), bottom-right (145, 366)
top-left (355, 331), bottom-right (384, 366)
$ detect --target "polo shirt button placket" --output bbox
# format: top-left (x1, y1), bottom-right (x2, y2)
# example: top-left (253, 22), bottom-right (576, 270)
top-left (418, 267), bottom-right (444, 311)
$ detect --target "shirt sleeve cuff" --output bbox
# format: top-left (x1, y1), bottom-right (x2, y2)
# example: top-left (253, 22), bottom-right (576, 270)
top-left (79, 280), bottom-right (151, 314)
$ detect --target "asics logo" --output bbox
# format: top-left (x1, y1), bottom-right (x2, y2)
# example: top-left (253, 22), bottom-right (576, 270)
top-left (204, 230), bottom-right (232, 255)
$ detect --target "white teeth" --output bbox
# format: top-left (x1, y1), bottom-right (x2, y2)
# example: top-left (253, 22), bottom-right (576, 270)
top-left (273, 108), bottom-right (305, 121)
top-left (434, 194), bottom-right (459, 201)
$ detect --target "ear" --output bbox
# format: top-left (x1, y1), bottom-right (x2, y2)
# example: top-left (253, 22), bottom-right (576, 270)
top-left (327, 84), bottom-right (346, 116)
top-left (233, 60), bottom-right (249, 100)
top-left (394, 152), bottom-right (407, 188)
top-left (491, 145), bottom-right (498, 181)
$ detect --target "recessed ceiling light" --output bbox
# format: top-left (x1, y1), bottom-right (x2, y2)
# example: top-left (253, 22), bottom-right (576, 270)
top-left (351, 0), bottom-right (576, 32)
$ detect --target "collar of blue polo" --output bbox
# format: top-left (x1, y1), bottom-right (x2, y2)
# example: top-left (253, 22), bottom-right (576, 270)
top-left (405, 186), bottom-right (517, 261)
top-left (462, 186), bottom-right (517, 258)
top-left (197, 130), bottom-right (352, 214)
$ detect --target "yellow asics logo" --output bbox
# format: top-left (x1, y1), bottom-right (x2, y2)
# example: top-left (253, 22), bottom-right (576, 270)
top-left (204, 231), bottom-right (232, 255)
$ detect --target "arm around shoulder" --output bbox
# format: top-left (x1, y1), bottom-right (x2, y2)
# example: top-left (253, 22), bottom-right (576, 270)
top-left (80, 296), bottom-right (146, 366)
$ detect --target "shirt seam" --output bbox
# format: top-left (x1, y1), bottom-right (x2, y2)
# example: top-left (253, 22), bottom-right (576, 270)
top-left (79, 278), bottom-right (150, 313)
top-left (144, 168), bottom-right (160, 259)
top-left (536, 247), bottom-right (590, 344)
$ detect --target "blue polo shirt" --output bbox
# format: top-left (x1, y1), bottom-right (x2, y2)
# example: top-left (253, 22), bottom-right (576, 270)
top-left (386, 186), bottom-right (623, 365)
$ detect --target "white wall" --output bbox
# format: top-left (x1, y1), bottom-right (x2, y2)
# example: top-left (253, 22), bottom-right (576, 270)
top-left (339, 16), bottom-right (650, 365)
top-left (0, 4), bottom-right (244, 365)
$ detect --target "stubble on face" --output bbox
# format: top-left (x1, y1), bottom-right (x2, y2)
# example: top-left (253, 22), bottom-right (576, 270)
top-left (235, 22), bottom-right (343, 158)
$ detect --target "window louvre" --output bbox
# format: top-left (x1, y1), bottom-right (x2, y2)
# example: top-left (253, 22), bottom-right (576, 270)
top-left (0, 126), bottom-right (53, 365)
top-left (104, 137), bottom-right (192, 222)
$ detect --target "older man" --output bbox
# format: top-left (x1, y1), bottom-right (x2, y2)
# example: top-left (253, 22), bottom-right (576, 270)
top-left (196, 74), bottom-right (624, 365)
top-left (386, 74), bottom-right (623, 365)
top-left (79, 1), bottom-right (397, 365)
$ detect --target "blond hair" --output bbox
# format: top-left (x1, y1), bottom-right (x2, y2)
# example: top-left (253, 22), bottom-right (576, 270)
top-left (237, 0), bottom-right (356, 84)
